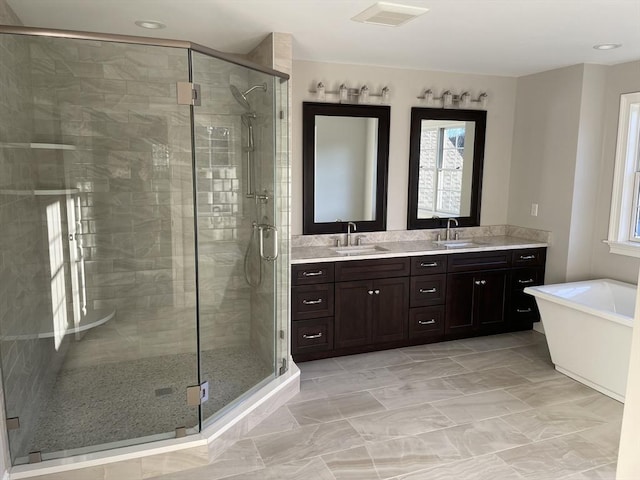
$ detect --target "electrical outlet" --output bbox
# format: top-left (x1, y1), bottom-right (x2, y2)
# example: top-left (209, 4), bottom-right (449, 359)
top-left (530, 203), bottom-right (539, 216)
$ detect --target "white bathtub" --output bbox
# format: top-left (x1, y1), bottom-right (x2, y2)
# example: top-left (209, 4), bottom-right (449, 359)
top-left (525, 279), bottom-right (635, 402)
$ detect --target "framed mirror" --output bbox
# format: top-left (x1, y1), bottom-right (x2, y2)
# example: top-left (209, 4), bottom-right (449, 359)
top-left (303, 102), bottom-right (390, 234)
top-left (407, 107), bottom-right (486, 229)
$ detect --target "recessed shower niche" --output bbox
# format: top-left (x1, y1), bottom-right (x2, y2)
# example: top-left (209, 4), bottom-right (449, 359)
top-left (0, 28), bottom-right (289, 466)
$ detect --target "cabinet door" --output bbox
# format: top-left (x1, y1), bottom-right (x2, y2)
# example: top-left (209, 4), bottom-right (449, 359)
top-left (445, 272), bottom-right (476, 336)
top-left (335, 280), bottom-right (372, 349)
top-left (476, 270), bottom-right (507, 329)
top-left (372, 277), bottom-right (409, 344)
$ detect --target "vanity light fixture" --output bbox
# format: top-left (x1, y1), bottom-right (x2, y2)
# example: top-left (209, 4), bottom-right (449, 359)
top-left (134, 20), bottom-right (166, 29)
top-left (309, 82), bottom-right (391, 104)
top-left (417, 89), bottom-right (489, 109)
top-left (593, 43), bottom-right (622, 50)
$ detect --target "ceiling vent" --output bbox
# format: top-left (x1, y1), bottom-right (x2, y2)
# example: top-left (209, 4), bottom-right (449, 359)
top-left (351, 2), bottom-right (429, 27)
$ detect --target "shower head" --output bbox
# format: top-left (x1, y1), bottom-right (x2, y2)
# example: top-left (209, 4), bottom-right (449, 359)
top-left (230, 83), bottom-right (267, 111)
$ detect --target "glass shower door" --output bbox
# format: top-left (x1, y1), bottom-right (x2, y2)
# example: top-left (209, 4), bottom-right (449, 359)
top-left (190, 52), bottom-right (280, 424)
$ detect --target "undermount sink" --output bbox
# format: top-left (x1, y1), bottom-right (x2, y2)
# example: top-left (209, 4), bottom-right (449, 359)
top-left (331, 245), bottom-right (388, 255)
top-left (433, 239), bottom-right (482, 248)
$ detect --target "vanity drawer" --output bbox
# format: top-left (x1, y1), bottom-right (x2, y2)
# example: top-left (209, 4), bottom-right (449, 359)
top-left (410, 274), bottom-right (446, 307)
top-left (409, 306), bottom-right (445, 339)
top-left (447, 251), bottom-right (511, 273)
top-left (292, 284), bottom-right (334, 320)
top-left (510, 268), bottom-right (543, 290)
top-left (335, 257), bottom-right (410, 282)
top-left (292, 263), bottom-right (334, 285)
top-left (292, 317), bottom-right (334, 354)
top-left (512, 248), bottom-right (546, 268)
top-left (411, 255), bottom-right (447, 275)
top-left (509, 291), bottom-right (540, 322)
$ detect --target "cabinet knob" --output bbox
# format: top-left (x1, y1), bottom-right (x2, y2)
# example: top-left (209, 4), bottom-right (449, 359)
top-left (374, 289), bottom-right (380, 295)
top-left (302, 333), bottom-right (323, 339)
top-left (302, 298), bottom-right (323, 305)
top-left (474, 280), bottom-right (487, 286)
top-left (419, 287), bottom-right (437, 294)
top-left (368, 290), bottom-right (374, 295)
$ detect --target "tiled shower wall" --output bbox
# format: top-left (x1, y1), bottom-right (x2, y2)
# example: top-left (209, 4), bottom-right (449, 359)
top-left (0, 21), bottom-right (70, 460)
top-left (23, 38), bottom-right (201, 370)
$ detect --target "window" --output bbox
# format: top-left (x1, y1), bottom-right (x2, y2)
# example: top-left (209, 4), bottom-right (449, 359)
top-left (608, 92), bottom-right (640, 257)
top-left (418, 122), bottom-right (466, 217)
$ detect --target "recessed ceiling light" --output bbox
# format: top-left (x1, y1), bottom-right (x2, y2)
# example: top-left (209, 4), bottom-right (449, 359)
top-left (593, 43), bottom-right (622, 50)
top-left (135, 20), bottom-right (166, 30)
top-left (352, 2), bottom-right (429, 27)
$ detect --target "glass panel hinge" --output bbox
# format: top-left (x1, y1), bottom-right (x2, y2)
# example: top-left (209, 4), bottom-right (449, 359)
top-left (186, 381), bottom-right (209, 406)
top-left (28, 451), bottom-right (42, 464)
top-left (177, 82), bottom-right (201, 106)
top-left (6, 417), bottom-right (19, 430)
top-left (279, 358), bottom-right (287, 375)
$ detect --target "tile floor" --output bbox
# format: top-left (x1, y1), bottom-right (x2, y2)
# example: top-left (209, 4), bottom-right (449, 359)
top-left (157, 331), bottom-right (622, 479)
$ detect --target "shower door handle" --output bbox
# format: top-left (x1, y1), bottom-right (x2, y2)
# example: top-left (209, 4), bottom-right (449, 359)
top-left (258, 224), bottom-right (279, 261)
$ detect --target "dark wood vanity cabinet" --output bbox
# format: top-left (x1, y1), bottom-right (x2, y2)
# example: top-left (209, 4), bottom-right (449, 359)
top-left (334, 258), bottom-right (410, 349)
top-left (291, 247), bottom-right (546, 362)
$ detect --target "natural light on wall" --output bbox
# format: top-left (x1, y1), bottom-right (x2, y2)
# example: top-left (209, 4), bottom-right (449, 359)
top-left (47, 201), bottom-right (69, 350)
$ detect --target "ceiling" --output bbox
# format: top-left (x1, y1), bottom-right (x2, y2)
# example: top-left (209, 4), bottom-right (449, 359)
top-left (6, 0), bottom-right (640, 77)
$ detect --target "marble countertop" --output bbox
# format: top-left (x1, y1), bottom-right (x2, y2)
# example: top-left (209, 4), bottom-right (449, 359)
top-left (291, 235), bottom-right (547, 264)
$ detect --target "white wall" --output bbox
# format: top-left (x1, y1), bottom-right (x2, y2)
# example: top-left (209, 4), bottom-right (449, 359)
top-left (292, 60), bottom-right (518, 235)
top-left (589, 60), bottom-right (640, 284)
top-left (507, 64), bottom-right (584, 284)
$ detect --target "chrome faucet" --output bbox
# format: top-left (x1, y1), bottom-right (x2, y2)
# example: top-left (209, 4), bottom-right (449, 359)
top-left (446, 218), bottom-right (459, 240)
top-left (346, 221), bottom-right (357, 246)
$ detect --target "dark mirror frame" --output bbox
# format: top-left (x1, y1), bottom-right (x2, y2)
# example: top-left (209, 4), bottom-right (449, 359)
top-left (407, 107), bottom-right (487, 230)
top-left (302, 102), bottom-right (391, 234)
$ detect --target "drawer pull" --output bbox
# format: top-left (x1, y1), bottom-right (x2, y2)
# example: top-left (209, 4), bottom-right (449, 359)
top-left (418, 319), bottom-right (436, 325)
top-left (516, 308), bottom-right (533, 313)
top-left (302, 333), bottom-right (323, 339)
top-left (368, 290), bottom-right (374, 295)
top-left (374, 289), bottom-right (380, 295)
top-left (518, 278), bottom-right (535, 285)
top-left (302, 270), bottom-right (323, 277)
top-left (420, 262), bottom-right (439, 267)
top-left (419, 287), bottom-right (437, 294)
top-left (302, 298), bottom-right (323, 305)
top-left (474, 280), bottom-right (487, 286)
top-left (519, 255), bottom-right (536, 260)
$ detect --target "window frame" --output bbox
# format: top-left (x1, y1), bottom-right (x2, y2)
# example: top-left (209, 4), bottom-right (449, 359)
top-left (608, 92), bottom-right (640, 257)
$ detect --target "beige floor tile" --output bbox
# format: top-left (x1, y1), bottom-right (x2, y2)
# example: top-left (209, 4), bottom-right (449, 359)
top-left (287, 390), bottom-right (385, 425)
top-left (347, 402), bottom-right (454, 442)
top-left (298, 357), bottom-right (346, 380)
top-left (562, 462), bottom-right (616, 480)
top-left (450, 349), bottom-right (531, 371)
top-left (432, 389), bottom-right (531, 424)
top-left (287, 379), bottom-right (328, 404)
top-left (322, 445), bottom-right (381, 480)
top-left (459, 332), bottom-right (536, 352)
top-left (401, 341), bottom-right (474, 361)
top-left (505, 358), bottom-right (562, 383)
top-left (440, 417), bottom-right (531, 457)
top-left (570, 394), bottom-right (624, 423)
top-left (253, 419), bottom-right (364, 466)
top-left (442, 367), bottom-right (531, 394)
top-left (365, 434), bottom-right (459, 479)
top-left (387, 357), bottom-right (470, 382)
top-left (313, 367), bottom-right (401, 396)
top-left (506, 376), bottom-right (599, 408)
top-left (398, 453), bottom-right (524, 480)
top-left (246, 405), bottom-right (299, 438)
top-left (223, 457), bottom-right (336, 480)
top-left (370, 377), bottom-right (463, 410)
top-left (496, 434), bottom-right (611, 480)
top-left (501, 401), bottom-right (609, 442)
top-left (335, 349), bottom-right (414, 371)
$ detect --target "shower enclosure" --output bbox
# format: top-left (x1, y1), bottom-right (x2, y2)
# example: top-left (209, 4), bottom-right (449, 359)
top-left (0, 27), bottom-right (289, 466)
